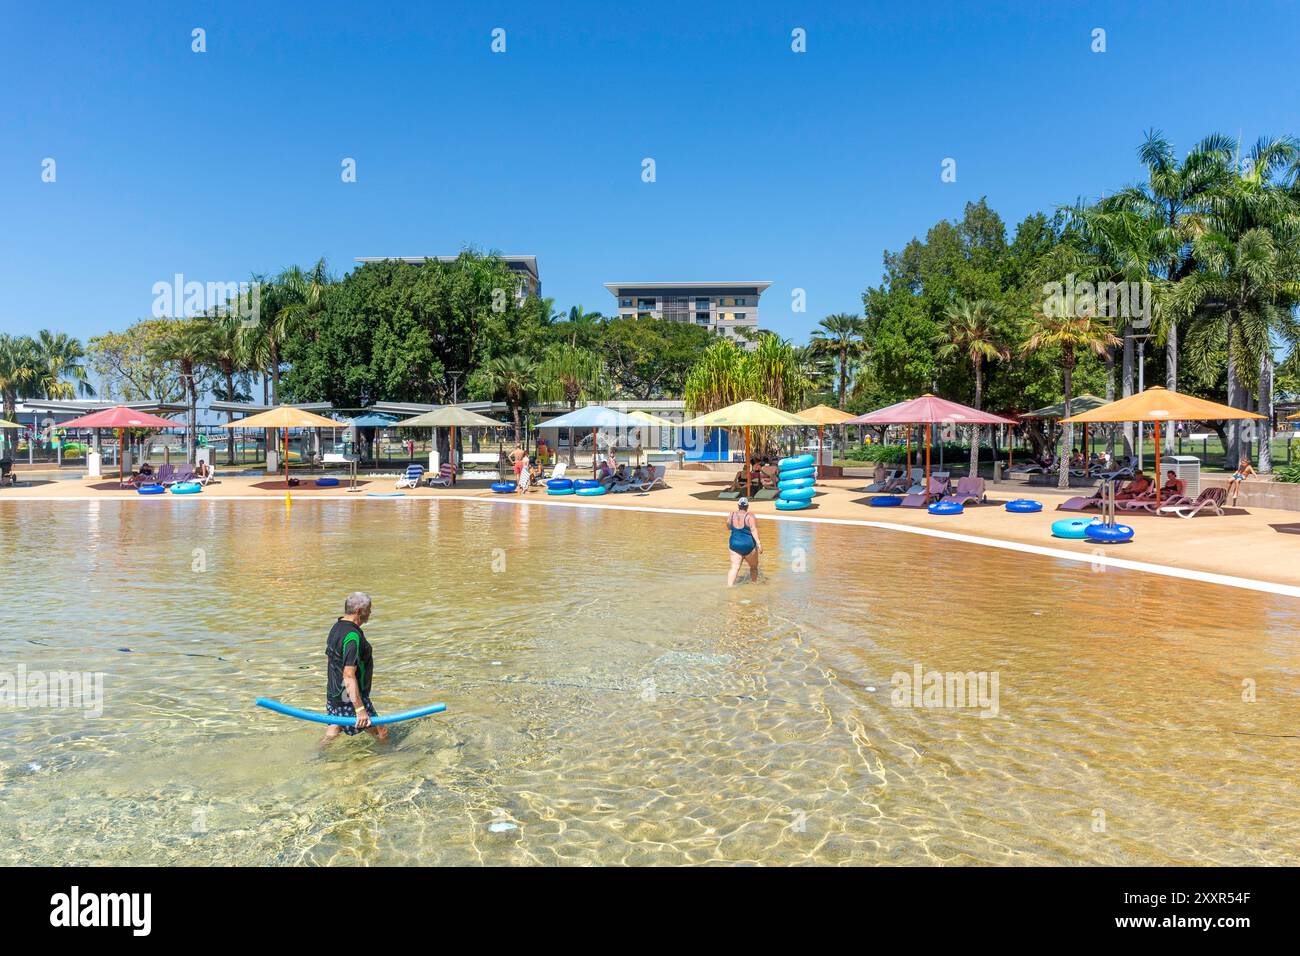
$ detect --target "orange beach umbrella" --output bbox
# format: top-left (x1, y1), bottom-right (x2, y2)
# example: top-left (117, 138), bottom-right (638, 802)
top-left (1062, 387), bottom-right (1265, 507)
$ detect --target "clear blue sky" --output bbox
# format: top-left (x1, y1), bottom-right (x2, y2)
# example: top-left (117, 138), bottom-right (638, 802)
top-left (3, 0), bottom-right (1298, 345)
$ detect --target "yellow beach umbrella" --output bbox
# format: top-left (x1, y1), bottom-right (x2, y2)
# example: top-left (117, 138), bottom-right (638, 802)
top-left (626, 411), bottom-right (679, 465)
top-left (797, 404), bottom-right (857, 478)
top-left (0, 419), bottom-right (20, 428)
top-left (681, 400), bottom-right (813, 497)
top-left (1062, 387), bottom-right (1265, 507)
top-left (221, 406), bottom-right (341, 503)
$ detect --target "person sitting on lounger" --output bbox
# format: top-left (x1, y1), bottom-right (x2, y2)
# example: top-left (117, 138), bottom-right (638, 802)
top-left (727, 464), bottom-right (750, 493)
top-left (1227, 456), bottom-right (1255, 505)
top-left (194, 460), bottom-right (212, 482)
top-left (139, 461), bottom-right (154, 478)
top-left (1115, 470), bottom-right (1152, 500)
top-left (759, 458), bottom-right (780, 489)
top-left (1161, 469), bottom-right (1184, 499)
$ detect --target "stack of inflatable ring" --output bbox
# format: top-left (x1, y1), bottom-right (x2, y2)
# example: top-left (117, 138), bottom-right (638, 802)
top-left (775, 454), bottom-right (815, 511)
top-left (1085, 522), bottom-right (1134, 544)
top-left (1004, 498), bottom-right (1042, 513)
top-left (137, 484), bottom-right (165, 495)
top-left (546, 478), bottom-right (574, 496)
top-left (491, 480), bottom-right (518, 494)
top-left (574, 477), bottom-right (606, 497)
top-left (170, 481), bottom-right (202, 495)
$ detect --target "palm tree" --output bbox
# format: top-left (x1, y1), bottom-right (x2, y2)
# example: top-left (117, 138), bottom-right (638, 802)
top-left (810, 313), bottom-right (865, 408)
top-left (1108, 131), bottom-right (1234, 451)
top-left (32, 330), bottom-right (95, 400)
top-left (1022, 310), bottom-right (1120, 488)
top-left (487, 354), bottom-right (537, 442)
top-left (935, 300), bottom-right (1008, 476)
top-left (683, 339), bottom-right (747, 415)
top-left (1173, 136), bottom-right (1300, 470)
top-left (255, 260), bottom-right (332, 404)
top-left (536, 343), bottom-right (606, 463)
top-left (151, 321), bottom-right (213, 462)
top-left (0, 333), bottom-right (39, 423)
top-left (209, 314), bottom-right (253, 464)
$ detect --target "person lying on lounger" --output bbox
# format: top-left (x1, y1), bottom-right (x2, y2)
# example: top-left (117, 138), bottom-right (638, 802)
top-left (1115, 470), bottom-right (1152, 500)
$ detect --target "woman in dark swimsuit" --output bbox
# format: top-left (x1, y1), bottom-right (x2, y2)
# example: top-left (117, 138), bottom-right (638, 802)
top-left (725, 497), bottom-right (763, 587)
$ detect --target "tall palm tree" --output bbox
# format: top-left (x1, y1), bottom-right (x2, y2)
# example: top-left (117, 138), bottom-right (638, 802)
top-left (1173, 136), bottom-right (1300, 470)
top-left (935, 299), bottom-right (1008, 476)
top-left (209, 314), bottom-right (253, 464)
top-left (810, 313), bottom-right (865, 408)
top-left (1022, 310), bottom-right (1120, 488)
top-left (255, 260), bottom-right (331, 404)
top-left (487, 354), bottom-right (537, 442)
top-left (536, 343), bottom-right (606, 463)
top-left (0, 333), bottom-right (39, 422)
top-left (32, 330), bottom-right (95, 400)
top-left (1108, 131), bottom-right (1234, 451)
top-left (151, 321), bottom-right (213, 462)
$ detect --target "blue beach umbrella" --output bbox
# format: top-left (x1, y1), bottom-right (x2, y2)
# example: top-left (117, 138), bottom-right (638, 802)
top-left (535, 405), bottom-right (646, 476)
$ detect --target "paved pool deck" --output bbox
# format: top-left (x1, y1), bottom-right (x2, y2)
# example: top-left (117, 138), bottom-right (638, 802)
top-left (5, 469), bottom-right (1299, 597)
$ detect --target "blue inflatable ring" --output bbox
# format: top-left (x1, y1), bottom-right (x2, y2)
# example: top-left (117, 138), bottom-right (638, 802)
top-left (928, 501), bottom-right (963, 515)
top-left (869, 495), bottom-right (902, 507)
top-left (170, 481), bottom-right (202, 495)
top-left (1085, 523), bottom-right (1134, 544)
top-left (778, 476), bottom-right (814, 491)
top-left (491, 481), bottom-right (517, 494)
top-left (315, 477), bottom-right (340, 487)
top-left (775, 498), bottom-right (811, 511)
top-left (1051, 518), bottom-right (1096, 539)
top-left (547, 486), bottom-right (574, 495)
top-left (137, 484), bottom-right (165, 495)
top-left (778, 454), bottom-right (815, 469)
top-left (576, 485), bottom-right (607, 497)
top-left (779, 486), bottom-right (816, 502)
top-left (573, 478), bottom-right (601, 489)
top-left (780, 466), bottom-right (816, 481)
top-left (1004, 499), bottom-right (1042, 513)
top-left (547, 478), bottom-right (573, 490)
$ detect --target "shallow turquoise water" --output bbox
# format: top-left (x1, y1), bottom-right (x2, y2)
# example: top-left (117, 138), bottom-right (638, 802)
top-left (1, 498), bottom-right (1298, 865)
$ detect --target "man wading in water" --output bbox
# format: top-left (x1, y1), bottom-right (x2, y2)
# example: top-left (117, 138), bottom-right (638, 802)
top-left (324, 592), bottom-right (388, 743)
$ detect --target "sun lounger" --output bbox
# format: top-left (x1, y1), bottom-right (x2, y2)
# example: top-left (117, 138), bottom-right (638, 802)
top-left (427, 463), bottom-right (455, 487)
top-left (155, 463), bottom-right (177, 486)
top-left (901, 476), bottom-right (948, 507)
top-left (630, 465), bottom-right (668, 493)
top-left (860, 468), bottom-right (902, 493)
top-left (173, 464), bottom-right (193, 484)
top-left (395, 464), bottom-right (424, 489)
top-left (1099, 457), bottom-right (1138, 482)
top-left (1058, 482), bottom-right (1107, 511)
top-left (941, 476), bottom-right (986, 506)
top-left (1158, 486), bottom-right (1227, 518)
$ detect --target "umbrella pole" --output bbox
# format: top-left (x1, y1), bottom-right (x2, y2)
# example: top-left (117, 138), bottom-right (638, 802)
top-left (745, 426), bottom-right (751, 498)
top-left (818, 424), bottom-right (824, 480)
top-left (284, 426), bottom-right (291, 513)
top-left (1159, 418), bottom-right (1170, 509)
top-left (451, 425), bottom-right (457, 484)
top-left (925, 423), bottom-right (932, 493)
top-left (592, 428), bottom-right (597, 478)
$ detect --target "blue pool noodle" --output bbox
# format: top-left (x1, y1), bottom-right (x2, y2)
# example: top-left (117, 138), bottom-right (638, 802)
top-left (255, 697), bottom-right (447, 726)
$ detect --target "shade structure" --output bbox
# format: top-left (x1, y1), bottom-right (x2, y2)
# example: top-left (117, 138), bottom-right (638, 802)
top-left (796, 404), bottom-right (858, 478)
top-left (1018, 395), bottom-right (1110, 473)
top-left (57, 406), bottom-right (181, 430)
top-left (346, 412), bottom-right (399, 428)
top-left (1062, 387), bottom-right (1266, 507)
top-left (219, 407), bottom-right (341, 430)
top-left (395, 406), bottom-right (504, 484)
top-left (626, 410), bottom-right (678, 428)
top-left (1019, 395), bottom-right (1109, 419)
top-left (1290, 411), bottom-right (1300, 421)
top-left (536, 406), bottom-right (650, 478)
top-left (845, 395), bottom-right (1015, 495)
top-left (221, 406), bottom-right (342, 502)
top-left (55, 406), bottom-right (184, 486)
top-left (0, 419), bottom-right (22, 428)
top-left (681, 401), bottom-right (813, 497)
top-left (394, 407), bottom-right (503, 429)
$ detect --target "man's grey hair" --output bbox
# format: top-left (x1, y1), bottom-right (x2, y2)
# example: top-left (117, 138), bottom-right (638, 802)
top-left (344, 592), bottom-right (372, 616)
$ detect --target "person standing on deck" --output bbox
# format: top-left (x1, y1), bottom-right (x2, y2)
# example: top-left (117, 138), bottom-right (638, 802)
top-left (324, 592), bottom-right (387, 743)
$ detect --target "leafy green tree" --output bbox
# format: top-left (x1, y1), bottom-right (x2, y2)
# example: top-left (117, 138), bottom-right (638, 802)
top-left (811, 313), bottom-right (864, 408)
top-left (0, 334), bottom-right (38, 422)
top-left (598, 317), bottom-right (713, 398)
top-left (935, 299), bottom-right (1008, 473)
top-left (536, 343), bottom-right (606, 463)
top-left (31, 330), bottom-right (94, 400)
